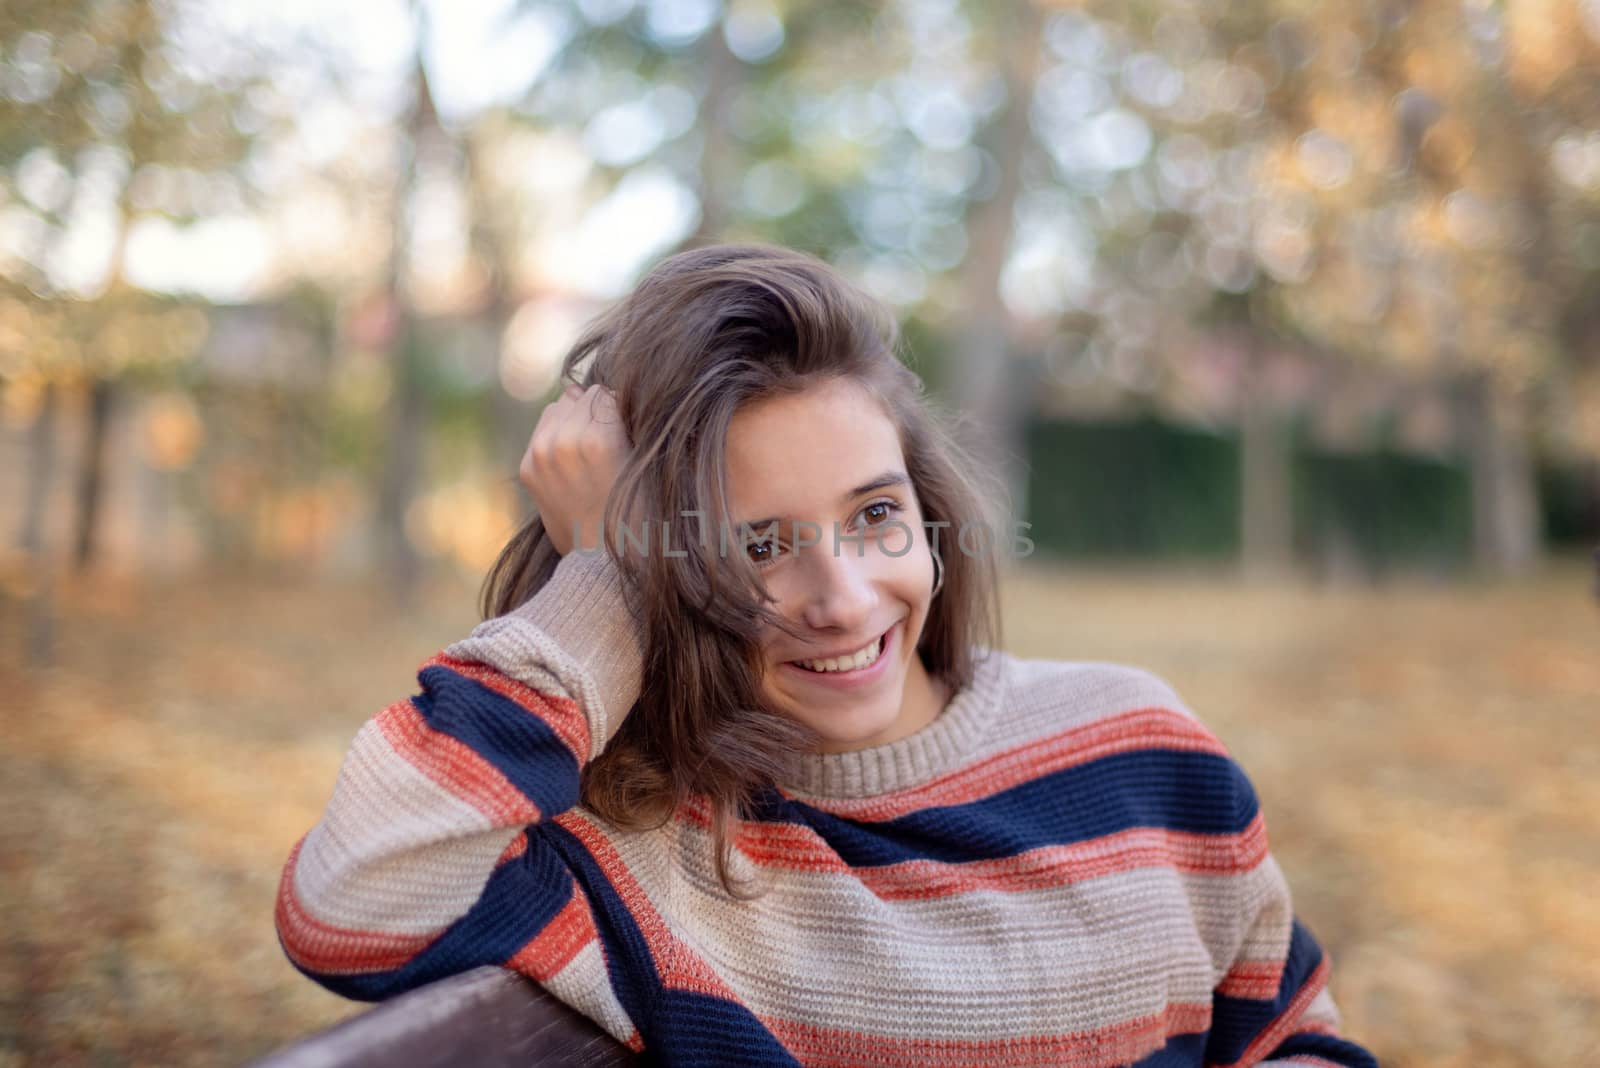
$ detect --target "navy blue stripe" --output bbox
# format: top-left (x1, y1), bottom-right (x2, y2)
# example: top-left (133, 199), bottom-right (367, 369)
top-left (651, 989), bottom-right (801, 1066)
top-left (539, 820), bottom-right (667, 1040)
top-left (1129, 1030), bottom-right (1208, 1066)
top-left (1206, 918), bottom-right (1326, 1066)
top-left (758, 749), bottom-right (1256, 868)
top-left (295, 826), bottom-right (574, 1001)
top-left (1264, 1031), bottom-right (1381, 1067)
top-left (412, 663), bottom-right (581, 819)
top-left (539, 822), bottom-right (799, 1064)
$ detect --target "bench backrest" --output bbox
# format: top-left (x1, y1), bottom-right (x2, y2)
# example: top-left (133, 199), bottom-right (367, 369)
top-left (249, 967), bottom-right (638, 1068)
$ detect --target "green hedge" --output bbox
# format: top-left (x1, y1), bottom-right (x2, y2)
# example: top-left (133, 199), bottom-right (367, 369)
top-left (1024, 417), bottom-right (1239, 559)
top-left (1292, 448), bottom-right (1471, 574)
top-left (1539, 462), bottom-right (1600, 547)
top-left (1024, 417), bottom-right (1481, 568)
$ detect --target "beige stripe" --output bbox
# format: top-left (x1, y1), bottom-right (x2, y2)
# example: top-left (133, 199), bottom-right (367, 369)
top-left (542, 940), bottom-right (640, 1046)
top-left (788, 657), bottom-right (1210, 804)
top-left (1236, 854), bottom-right (1294, 962)
top-left (998, 658), bottom-right (1201, 755)
top-left (293, 718), bottom-right (517, 935)
top-left (663, 831), bottom-right (1250, 1040)
top-left (1299, 987), bottom-right (1343, 1030)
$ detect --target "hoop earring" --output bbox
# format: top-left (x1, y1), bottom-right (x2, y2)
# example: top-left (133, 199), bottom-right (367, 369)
top-left (930, 553), bottom-right (945, 597)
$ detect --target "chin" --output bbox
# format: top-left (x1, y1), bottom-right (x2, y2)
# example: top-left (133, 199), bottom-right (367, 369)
top-left (807, 698), bottom-right (906, 752)
top-left (779, 666), bottom-right (913, 753)
top-left (761, 616), bottom-right (926, 753)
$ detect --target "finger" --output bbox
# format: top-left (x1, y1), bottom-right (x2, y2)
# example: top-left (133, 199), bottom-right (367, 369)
top-left (541, 381), bottom-right (590, 436)
top-left (589, 385), bottom-right (621, 423)
top-left (529, 396), bottom-right (567, 449)
top-left (544, 391), bottom-right (600, 466)
top-left (531, 386), bottom-right (582, 456)
top-left (585, 383), bottom-right (608, 422)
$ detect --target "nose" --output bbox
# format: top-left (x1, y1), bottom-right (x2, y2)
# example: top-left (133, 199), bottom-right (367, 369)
top-left (797, 543), bottom-right (878, 633)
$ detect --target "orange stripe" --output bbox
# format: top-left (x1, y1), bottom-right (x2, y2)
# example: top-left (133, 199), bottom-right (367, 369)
top-left (1214, 957), bottom-right (1332, 1068)
top-left (674, 804), bottom-right (1267, 894)
top-left (274, 836), bottom-right (438, 974)
top-left (787, 707), bottom-right (1230, 821)
top-left (425, 653), bottom-right (589, 763)
top-left (375, 700), bottom-right (542, 826)
top-left (764, 1000), bottom-right (1213, 1068)
top-left (552, 811), bottom-right (744, 1005)
top-left (856, 823), bottom-right (1264, 898)
top-left (1216, 958), bottom-right (1285, 1000)
top-left (506, 888), bottom-right (600, 983)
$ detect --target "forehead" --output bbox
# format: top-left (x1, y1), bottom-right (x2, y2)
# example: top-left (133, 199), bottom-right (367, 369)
top-left (724, 377), bottom-right (904, 520)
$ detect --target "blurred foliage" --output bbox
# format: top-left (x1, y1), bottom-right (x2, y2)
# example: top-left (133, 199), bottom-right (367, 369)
top-left (0, 0), bottom-right (278, 387)
top-left (0, 0), bottom-right (1596, 574)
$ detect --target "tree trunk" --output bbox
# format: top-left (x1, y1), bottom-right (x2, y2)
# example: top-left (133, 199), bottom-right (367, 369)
top-left (376, 323), bottom-right (427, 596)
top-left (686, 24), bottom-right (740, 247)
top-left (950, 0), bottom-right (1041, 526)
top-left (1453, 371), bottom-right (1540, 575)
top-left (72, 377), bottom-right (116, 571)
top-left (1238, 337), bottom-right (1295, 579)
top-left (20, 382), bottom-right (58, 553)
top-left (374, 22), bottom-right (442, 601)
top-left (463, 128), bottom-right (538, 501)
top-left (21, 381), bottom-right (60, 662)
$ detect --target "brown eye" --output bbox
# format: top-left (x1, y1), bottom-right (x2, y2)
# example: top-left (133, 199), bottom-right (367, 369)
top-left (862, 501), bottom-right (896, 526)
top-left (747, 539), bottom-right (782, 565)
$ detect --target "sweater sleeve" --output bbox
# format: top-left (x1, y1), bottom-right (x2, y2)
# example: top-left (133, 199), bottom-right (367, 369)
top-left (273, 549), bottom-right (646, 1029)
top-left (1203, 767), bottom-right (1379, 1068)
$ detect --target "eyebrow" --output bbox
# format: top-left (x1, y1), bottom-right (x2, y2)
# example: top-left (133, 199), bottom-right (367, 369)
top-left (736, 472), bottom-right (911, 533)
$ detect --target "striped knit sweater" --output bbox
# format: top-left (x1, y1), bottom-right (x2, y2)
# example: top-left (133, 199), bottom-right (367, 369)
top-left (276, 550), bottom-right (1378, 1067)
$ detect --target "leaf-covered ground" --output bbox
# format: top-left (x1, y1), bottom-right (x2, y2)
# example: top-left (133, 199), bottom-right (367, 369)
top-left (1, 560), bottom-right (1595, 1066)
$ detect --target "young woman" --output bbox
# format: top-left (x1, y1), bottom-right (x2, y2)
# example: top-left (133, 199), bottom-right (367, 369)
top-left (275, 244), bottom-right (1377, 1067)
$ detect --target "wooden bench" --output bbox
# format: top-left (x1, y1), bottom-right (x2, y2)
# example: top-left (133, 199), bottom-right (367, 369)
top-left (249, 966), bottom-right (638, 1068)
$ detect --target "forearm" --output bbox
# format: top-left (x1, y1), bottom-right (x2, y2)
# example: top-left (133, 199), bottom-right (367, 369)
top-left (1207, 864), bottom-right (1378, 1068)
top-left (444, 548), bottom-right (644, 764)
top-left (275, 549), bottom-right (643, 999)
top-left (1208, 763), bottom-right (1378, 1068)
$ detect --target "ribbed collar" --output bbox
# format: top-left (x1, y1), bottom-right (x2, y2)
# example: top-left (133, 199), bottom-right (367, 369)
top-left (780, 647), bottom-right (1009, 800)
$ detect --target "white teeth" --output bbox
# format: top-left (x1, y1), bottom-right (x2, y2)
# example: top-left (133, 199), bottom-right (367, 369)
top-left (797, 634), bottom-right (883, 674)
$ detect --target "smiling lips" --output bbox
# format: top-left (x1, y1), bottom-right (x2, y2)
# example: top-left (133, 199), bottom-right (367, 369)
top-left (790, 627), bottom-right (890, 674)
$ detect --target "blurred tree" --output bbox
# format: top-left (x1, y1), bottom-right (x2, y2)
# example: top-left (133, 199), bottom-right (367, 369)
top-left (462, 113), bottom-right (533, 492)
top-left (948, 0), bottom-right (1044, 522)
top-left (0, 0), bottom-right (268, 576)
top-left (1247, 0), bottom-right (1600, 573)
top-left (1013, 0), bottom-right (1600, 575)
top-left (374, 4), bottom-right (444, 602)
top-left (685, 11), bottom-right (743, 245)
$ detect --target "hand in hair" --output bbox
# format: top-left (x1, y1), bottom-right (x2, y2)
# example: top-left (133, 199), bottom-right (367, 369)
top-left (521, 382), bottom-right (632, 556)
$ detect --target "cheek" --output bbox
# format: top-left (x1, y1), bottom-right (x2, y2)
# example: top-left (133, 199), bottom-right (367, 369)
top-left (875, 561), bottom-right (931, 627)
top-left (754, 595), bottom-right (805, 671)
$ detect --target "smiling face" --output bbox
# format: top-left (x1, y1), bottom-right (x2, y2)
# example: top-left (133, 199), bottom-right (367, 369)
top-left (723, 376), bottom-right (947, 753)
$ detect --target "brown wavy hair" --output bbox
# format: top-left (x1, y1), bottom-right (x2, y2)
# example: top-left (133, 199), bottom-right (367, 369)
top-left (479, 244), bottom-right (1003, 896)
